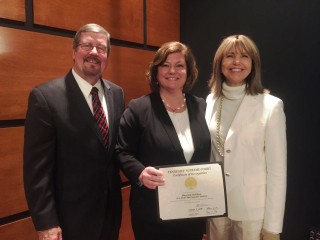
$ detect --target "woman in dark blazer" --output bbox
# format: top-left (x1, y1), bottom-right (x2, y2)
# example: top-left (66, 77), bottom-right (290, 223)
top-left (116, 41), bottom-right (211, 240)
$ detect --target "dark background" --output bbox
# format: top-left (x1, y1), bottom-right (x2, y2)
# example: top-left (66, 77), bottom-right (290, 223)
top-left (181, 0), bottom-right (320, 239)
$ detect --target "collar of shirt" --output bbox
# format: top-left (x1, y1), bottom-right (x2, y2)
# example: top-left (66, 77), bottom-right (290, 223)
top-left (72, 69), bottom-right (109, 121)
top-left (72, 68), bottom-right (104, 98)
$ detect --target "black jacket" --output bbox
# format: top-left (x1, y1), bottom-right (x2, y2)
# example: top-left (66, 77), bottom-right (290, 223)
top-left (116, 92), bottom-right (211, 239)
top-left (24, 70), bottom-right (124, 240)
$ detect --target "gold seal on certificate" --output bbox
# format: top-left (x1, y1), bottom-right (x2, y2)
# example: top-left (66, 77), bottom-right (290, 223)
top-left (185, 177), bottom-right (197, 189)
top-left (157, 163), bottom-right (227, 221)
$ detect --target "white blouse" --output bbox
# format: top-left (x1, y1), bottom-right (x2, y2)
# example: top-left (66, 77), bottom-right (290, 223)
top-left (168, 110), bottom-right (194, 163)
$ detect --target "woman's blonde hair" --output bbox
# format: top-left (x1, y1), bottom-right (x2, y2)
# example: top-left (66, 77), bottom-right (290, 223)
top-left (208, 34), bottom-right (268, 97)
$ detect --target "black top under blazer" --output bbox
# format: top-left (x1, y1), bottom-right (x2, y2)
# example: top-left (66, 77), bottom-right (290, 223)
top-left (116, 92), bottom-right (211, 238)
top-left (23, 70), bottom-right (124, 240)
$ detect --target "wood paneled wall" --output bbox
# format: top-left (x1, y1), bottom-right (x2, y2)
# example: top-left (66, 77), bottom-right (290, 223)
top-left (33, 0), bottom-right (144, 44)
top-left (0, 0), bottom-right (25, 21)
top-left (0, 0), bottom-right (180, 239)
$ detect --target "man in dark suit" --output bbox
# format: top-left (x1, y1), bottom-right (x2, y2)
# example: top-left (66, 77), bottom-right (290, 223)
top-left (23, 23), bottom-right (124, 240)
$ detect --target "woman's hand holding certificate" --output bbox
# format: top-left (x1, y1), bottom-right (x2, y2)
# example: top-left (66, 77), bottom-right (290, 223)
top-left (139, 166), bottom-right (165, 189)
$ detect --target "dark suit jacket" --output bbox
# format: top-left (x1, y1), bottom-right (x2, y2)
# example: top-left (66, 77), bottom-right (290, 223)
top-left (23, 70), bottom-right (124, 240)
top-left (116, 92), bottom-right (211, 238)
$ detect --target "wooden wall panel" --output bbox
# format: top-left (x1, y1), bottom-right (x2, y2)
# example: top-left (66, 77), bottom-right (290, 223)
top-left (120, 171), bottom-right (128, 183)
top-left (105, 47), bottom-right (154, 104)
top-left (0, 27), bottom-right (73, 120)
top-left (0, 27), bottom-right (154, 120)
top-left (0, 217), bottom-right (37, 240)
top-left (119, 186), bottom-right (134, 240)
top-left (146, 0), bottom-right (180, 46)
top-left (0, 127), bottom-right (27, 218)
top-left (33, 0), bottom-right (144, 44)
top-left (0, 0), bottom-right (25, 22)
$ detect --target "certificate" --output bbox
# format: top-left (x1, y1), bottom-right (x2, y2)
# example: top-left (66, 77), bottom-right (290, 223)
top-left (157, 163), bottom-right (227, 221)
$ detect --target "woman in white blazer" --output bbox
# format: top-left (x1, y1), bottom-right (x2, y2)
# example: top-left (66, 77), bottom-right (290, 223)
top-left (205, 35), bottom-right (286, 240)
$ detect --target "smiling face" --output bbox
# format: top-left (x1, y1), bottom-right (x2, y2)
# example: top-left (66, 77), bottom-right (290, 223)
top-left (73, 32), bottom-right (108, 85)
top-left (157, 51), bottom-right (187, 93)
top-left (221, 47), bottom-right (252, 86)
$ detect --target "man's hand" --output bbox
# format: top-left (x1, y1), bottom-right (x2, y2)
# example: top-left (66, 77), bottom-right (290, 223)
top-left (38, 226), bottom-right (62, 240)
top-left (139, 166), bottom-right (165, 189)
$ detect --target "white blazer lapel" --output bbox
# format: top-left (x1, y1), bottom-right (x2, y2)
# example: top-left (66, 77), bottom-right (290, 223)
top-left (205, 93), bottom-right (217, 124)
top-left (225, 95), bottom-right (259, 142)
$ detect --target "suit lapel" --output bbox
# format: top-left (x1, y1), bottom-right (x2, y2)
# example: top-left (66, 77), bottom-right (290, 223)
top-left (187, 95), bottom-right (203, 163)
top-left (101, 79), bottom-right (114, 148)
top-left (150, 93), bottom-right (186, 163)
top-left (205, 93), bottom-right (218, 125)
top-left (187, 97), bottom-right (197, 137)
top-left (65, 71), bottom-right (106, 147)
top-left (226, 95), bottom-right (258, 142)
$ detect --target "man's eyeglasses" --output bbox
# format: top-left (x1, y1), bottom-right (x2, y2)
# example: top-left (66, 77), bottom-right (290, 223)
top-left (78, 43), bottom-right (107, 54)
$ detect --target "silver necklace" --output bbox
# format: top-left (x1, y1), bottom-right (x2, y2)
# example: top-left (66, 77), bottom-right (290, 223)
top-left (162, 93), bottom-right (186, 112)
top-left (216, 96), bottom-right (224, 157)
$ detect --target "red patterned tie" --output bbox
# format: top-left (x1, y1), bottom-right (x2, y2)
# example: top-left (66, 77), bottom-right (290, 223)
top-left (91, 87), bottom-right (109, 146)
